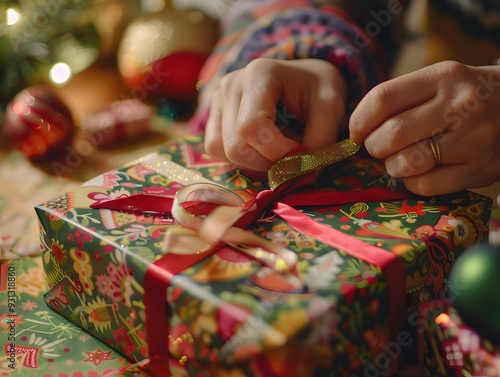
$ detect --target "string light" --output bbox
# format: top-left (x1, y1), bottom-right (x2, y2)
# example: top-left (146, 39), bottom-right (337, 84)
top-left (6, 8), bottom-right (21, 25)
top-left (49, 63), bottom-right (72, 86)
top-left (1, 2), bottom-right (100, 107)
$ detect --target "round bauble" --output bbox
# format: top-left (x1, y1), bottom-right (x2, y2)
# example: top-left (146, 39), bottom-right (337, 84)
top-left (2, 85), bottom-right (75, 161)
top-left (117, 9), bottom-right (219, 103)
top-left (448, 242), bottom-right (500, 344)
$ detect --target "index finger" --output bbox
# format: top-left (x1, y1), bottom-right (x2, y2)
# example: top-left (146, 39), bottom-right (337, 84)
top-left (235, 66), bottom-right (300, 162)
top-left (349, 68), bottom-right (439, 144)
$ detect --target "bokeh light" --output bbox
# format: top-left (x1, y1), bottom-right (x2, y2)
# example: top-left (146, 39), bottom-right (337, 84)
top-left (6, 8), bottom-right (21, 25)
top-left (49, 63), bottom-right (73, 86)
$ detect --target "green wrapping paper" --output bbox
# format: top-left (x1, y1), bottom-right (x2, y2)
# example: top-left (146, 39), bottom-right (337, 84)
top-left (34, 135), bottom-right (492, 376)
top-left (0, 257), bottom-right (132, 376)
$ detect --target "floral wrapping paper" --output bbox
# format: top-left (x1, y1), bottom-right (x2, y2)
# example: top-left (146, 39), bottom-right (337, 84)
top-left (0, 257), bottom-right (133, 376)
top-left (32, 135), bottom-right (492, 377)
top-left (419, 301), bottom-right (500, 377)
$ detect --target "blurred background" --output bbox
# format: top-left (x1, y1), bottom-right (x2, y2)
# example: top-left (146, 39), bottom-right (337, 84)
top-left (1, 0), bottom-right (499, 141)
top-left (0, 0), bottom-right (222, 124)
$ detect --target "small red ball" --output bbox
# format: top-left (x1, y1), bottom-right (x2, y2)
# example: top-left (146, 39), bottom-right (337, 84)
top-left (122, 50), bottom-right (210, 102)
top-left (2, 86), bottom-right (75, 161)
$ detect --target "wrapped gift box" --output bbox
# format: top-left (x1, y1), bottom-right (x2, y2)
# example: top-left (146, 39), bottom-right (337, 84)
top-left (419, 300), bottom-right (500, 377)
top-left (35, 135), bottom-right (492, 376)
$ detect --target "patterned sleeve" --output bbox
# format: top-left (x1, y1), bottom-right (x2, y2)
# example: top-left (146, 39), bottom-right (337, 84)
top-left (189, 0), bottom-right (409, 134)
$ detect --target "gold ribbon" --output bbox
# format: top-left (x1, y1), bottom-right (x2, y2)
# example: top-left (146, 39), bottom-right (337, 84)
top-left (267, 139), bottom-right (361, 190)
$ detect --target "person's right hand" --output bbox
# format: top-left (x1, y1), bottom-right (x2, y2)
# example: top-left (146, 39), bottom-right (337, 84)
top-left (204, 58), bottom-right (348, 171)
top-left (350, 61), bottom-right (500, 196)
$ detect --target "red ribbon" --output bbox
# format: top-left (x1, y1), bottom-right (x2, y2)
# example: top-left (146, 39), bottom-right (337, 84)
top-left (144, 252), bottom-right (212, 375)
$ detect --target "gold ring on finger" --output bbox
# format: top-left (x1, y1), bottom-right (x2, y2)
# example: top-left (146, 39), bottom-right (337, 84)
top-left (429, 137), bottom-right (441, 166)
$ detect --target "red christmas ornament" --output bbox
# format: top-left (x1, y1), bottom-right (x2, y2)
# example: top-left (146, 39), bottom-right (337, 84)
top-left (117, 8), bottom-right (219, 104)
top-left (2, 86), bottom-right (75, 161)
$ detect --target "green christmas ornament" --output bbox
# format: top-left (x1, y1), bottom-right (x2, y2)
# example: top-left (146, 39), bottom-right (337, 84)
top-left (448, 242), bottom-right (500, 344)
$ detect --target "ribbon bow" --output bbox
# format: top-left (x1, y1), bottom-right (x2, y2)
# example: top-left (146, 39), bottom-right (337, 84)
top-left (164, 182), bottom-right (297, 272)
top-left (92, 139), bottom-right (361, 270)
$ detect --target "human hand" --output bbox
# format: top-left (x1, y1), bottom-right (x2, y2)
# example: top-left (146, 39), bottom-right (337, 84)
top-left (349, 61), bottom-right (500, 196)
top-left (204, 58), bottom-right (348, 171)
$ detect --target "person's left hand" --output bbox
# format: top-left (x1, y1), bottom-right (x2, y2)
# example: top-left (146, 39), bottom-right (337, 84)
top-left (349, 61), bottom-right (500, 196)
top-left (204, 58), bottom-right (348, 172)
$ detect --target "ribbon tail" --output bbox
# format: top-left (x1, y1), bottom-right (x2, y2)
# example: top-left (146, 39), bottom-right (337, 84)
top-left (279, 187), bottom-right (415, 207)
top-left (268, 139), bottom-right (361, 190)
